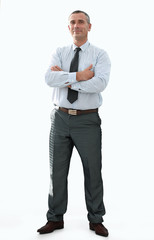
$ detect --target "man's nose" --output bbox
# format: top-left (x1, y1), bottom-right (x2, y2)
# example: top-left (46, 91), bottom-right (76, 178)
top-left (74, 23), bottom-right (79, 28)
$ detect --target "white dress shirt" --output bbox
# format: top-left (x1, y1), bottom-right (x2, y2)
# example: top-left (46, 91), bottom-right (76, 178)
top-left (45, 41), bottom-right (111, 110)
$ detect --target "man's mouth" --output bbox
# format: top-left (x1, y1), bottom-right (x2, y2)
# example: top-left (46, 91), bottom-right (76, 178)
top-left (74, 31), bottom-right (81, 34)
top-left (73, 29), bottom-right (81, 33)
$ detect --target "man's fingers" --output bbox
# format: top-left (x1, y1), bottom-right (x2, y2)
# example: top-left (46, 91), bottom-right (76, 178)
top-left (86, 64), bottom-right (93, 70)
top-left (51, 65), bottom-right (63, 71)
top-left (51, 66), bottom-right (58, 71)
top-left (55, 66), bottom-right (62, 71)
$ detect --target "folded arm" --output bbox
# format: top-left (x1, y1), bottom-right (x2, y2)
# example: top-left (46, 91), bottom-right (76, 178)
top-left (49, 64), bottom-right (94, 88)
top-left (45, 48), bottom-right (111, 93)
top-left (71, 51), bottom-right (111, 93)
top-left (45, 48), bottom-right (77, 88)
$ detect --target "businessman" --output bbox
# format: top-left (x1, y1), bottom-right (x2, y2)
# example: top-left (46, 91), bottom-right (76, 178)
top-left (37, 10), bottom-right (111, 237)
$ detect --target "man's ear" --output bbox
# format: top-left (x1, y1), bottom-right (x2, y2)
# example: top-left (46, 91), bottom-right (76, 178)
top-left (68, 25), bottom-right (70, 31)
top-left (88, 23), bottom-right (92, 32)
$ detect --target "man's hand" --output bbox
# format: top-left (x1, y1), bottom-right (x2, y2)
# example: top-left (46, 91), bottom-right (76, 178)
top-left (51, 65), bottom-right (63, 71)
top-left (76, 64), bottom-right (94, 82)
top-left (51, 65), bottom-right (71, 88)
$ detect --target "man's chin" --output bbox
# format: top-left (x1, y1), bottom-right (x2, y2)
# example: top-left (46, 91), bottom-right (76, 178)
top-left (73, 34), bottom-right (84, 41)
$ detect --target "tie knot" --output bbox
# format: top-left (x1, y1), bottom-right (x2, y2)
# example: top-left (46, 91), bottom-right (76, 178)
top-left (75, 47), bottom-right (81, 53)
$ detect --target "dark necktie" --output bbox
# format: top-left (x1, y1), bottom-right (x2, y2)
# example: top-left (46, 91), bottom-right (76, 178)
top-left (67, 47), bottom-right (81, 104)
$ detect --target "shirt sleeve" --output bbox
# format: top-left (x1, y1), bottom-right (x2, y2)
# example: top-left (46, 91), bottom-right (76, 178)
top-left (71, 51), bottom-right (111, 93)
top-left (45, 48), bottom-right (77, 88)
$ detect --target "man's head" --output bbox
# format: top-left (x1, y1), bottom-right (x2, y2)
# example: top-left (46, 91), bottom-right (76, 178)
top-left (68, 10), bottom-right (92, 45)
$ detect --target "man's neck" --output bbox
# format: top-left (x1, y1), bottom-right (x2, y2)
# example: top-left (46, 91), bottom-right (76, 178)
top-left (73, 38), bottom-right (88, 47)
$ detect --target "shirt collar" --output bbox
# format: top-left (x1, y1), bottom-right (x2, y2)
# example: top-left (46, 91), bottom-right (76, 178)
top-left (73, 40), bottom-right (90, 52)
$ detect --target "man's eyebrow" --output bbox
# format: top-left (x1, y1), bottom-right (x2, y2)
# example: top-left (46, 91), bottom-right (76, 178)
top-left (70, 19), bottom-right (85, 22)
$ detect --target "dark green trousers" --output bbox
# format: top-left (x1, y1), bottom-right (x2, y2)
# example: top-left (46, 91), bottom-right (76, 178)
top-left (46, 108), bottom-right (106, 223)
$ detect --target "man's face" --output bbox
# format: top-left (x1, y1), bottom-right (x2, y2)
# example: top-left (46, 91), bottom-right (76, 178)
top-left (68, 13), bottom-right (91, 42)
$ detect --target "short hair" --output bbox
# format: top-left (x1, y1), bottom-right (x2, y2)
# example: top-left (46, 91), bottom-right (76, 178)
top-left (69, 10), bottom-right (91, 24)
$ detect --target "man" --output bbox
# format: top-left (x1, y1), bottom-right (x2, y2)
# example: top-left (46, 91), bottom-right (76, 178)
top-left (37, 10), bottom-right (111, 237)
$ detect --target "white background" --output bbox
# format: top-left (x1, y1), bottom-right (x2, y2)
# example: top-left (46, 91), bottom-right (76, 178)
top-left (0, 0), bottom-right (154, 239)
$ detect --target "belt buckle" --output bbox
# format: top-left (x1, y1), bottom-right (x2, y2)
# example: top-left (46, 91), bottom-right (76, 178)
top-left (68, 109), bottom-right (77, 115)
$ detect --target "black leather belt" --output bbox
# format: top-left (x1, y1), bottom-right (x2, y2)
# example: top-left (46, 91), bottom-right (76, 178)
top-left (59, 107), bottom-right (98, 116)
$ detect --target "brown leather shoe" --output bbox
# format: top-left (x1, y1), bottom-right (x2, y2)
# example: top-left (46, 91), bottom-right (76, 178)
top-left (89, 222), bottom-right (109, 237)
top-left (37, 221), bottom-right (64, 234)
